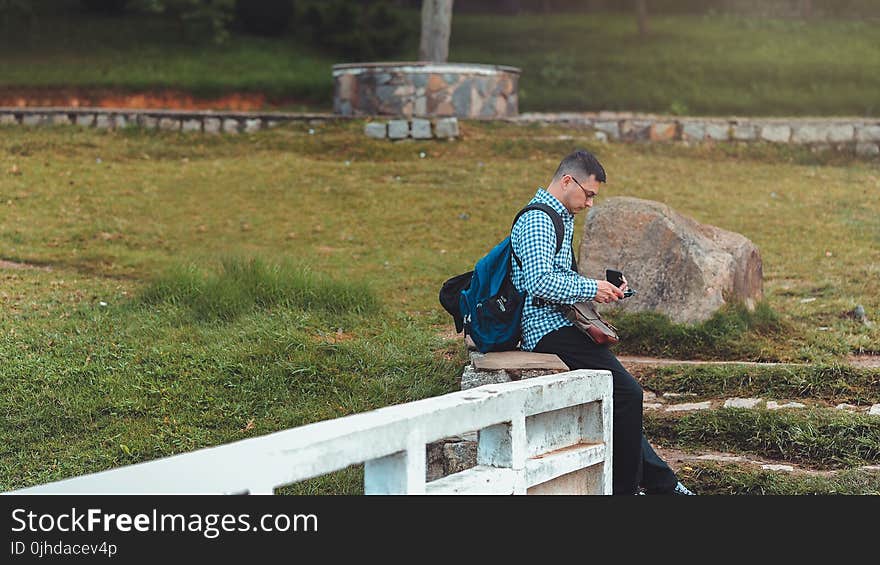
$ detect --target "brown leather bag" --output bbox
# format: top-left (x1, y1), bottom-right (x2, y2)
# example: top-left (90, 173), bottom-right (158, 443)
top-left (564, 301), bottom-right (620, 345)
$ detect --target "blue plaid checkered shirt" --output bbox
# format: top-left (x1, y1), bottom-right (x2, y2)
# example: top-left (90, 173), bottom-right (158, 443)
top-left (510, 189), bottom-right (598, 351)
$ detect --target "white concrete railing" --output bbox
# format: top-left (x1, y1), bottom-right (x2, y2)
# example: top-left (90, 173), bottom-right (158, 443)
top-left (9, 370), bottom-right (612, 495)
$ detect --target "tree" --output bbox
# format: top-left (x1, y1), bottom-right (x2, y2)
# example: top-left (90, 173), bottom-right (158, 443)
top-left (419, 0), bottom-right (454, 63)
top-left (135, 0), bottom-right (235, 43)
top-left (636, 0), bottom-right (648, 37)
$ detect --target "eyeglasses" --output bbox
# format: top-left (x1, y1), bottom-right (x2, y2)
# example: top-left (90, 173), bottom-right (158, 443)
top-left (569, 175), bottom-right (597, 201)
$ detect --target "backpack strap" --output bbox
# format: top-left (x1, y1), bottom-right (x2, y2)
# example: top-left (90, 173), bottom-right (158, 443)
top-left (510, 203), bottom-right (565, 269)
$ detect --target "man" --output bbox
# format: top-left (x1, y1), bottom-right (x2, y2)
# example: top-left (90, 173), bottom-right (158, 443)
top-left (510, 149), bottom-right (694, 496)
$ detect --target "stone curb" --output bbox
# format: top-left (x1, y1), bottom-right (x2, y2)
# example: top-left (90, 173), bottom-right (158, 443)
top-left (4, 108), bottom-right (875, 151)
top-left (649, 397), bottom-right (880, 415)
top-left (0, 107), bottom-right (342, 134)
top-left (511, 112), bottom-right (880, 152)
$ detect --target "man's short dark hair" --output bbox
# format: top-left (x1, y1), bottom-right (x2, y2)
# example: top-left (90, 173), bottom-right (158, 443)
top-left (552, 149), bottom-right (606, 184)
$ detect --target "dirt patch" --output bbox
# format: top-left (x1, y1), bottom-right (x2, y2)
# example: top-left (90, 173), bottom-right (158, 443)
top-left (653, 446), bottom-right (838, 477)
top-left (312, 330), bottom-right (356, 345)
top-left (0, 260), bottom-right (51, 271)
top-left (848, 354), bottom-right (880, 368)
top-left (618, 356), bottom-right (801, 367)
top-left (0, 87), bottom-right (307, 111)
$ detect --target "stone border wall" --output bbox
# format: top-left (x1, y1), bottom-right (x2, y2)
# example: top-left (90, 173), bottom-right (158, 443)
top-left (2, 107), bottom-right (879, 155)
top-left (513, 112), bottom-right (880, 156)
top-left (0, 107), bottom-right (344, 134)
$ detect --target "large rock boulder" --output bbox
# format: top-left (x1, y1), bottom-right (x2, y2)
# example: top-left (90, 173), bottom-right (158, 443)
top-left (577, 197), bottom-right (762, 324)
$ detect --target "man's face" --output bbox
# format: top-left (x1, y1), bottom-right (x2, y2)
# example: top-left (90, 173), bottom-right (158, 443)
top-left (565, 174), bottom-right (600, 214)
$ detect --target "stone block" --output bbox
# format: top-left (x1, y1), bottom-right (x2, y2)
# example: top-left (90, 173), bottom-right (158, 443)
top-left (94, 114), bottom-right (112, 129)
top-left (792, 124), bottom-right (826, 143)
top-left (414, 95), bottom-right (427, 117)
top-left (681, 121), bottom-right (705, 141)
top-left (51, 114), bottom-right (71, 126)
top-left (856, 125), bottom-right (880, 142)
top-left (113, 115), bottom-right (127, 129)
top-left (426, 437), bottom-right (477, 482)
top-left (761, 464), bottom-right (794, 472)
top-left (22, 114), bottom-right (47, 126)
top-left (869, 404), bottom-right (880, 416)
top-left (665, 401), bottom-right (712, 412)
top-left (337, 73), bottom-right (356, 101)
top-left (434, 117), bottom-right (459, 139)
top-left (75, 114), bottom-right (95, 127)
top-left (732, 123), bottom-right (757, 141)
top-left (450, 80), bottom-right (475, 116)
top-left (182, 119), bottom-right (201, 133)
top-left (760, 124), bottom-right (791, 143)
top-left (766, 401), bottom-right (806, 410)
top-left (244, 119), bottom-right (261, 133)
top-left (387, 119), bottom-right (410, 139)
top-left (411, 118), bottom-right (432, 139)
top-left (265, 120), bottom-right (280, 128)
top-left (141, 116), bottom-right (158, 129)
top-left (723, 397), bottom-right (762, 409)
top-left (856, 143), bottom-right (879, 157)
top-left (621, 120), bottom-right (651, 141)
top-left (649, 122), bottom-right (678, 142)
top-left (203, 118), bottom-right (221, 134)
top-left (593, 120), bottom-right (620, 140)
top-left (827, 124), bottom-right (854, 143)
top-left (222, 119), bottom-right (240, 134)
top-left (159, 117), bottom-right (180, 131)
top-left (0, 114), bottom-right (18, 125)
top-left (704, 122), bottom-right (730, 141)
top-left (364, 122), bottom-right (387, 139)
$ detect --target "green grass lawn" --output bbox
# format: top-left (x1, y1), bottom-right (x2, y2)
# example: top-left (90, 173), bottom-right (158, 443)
top-left (1, 121), bottom-right (878, 492)
top-left (2, 5), bottom-right (880, 115)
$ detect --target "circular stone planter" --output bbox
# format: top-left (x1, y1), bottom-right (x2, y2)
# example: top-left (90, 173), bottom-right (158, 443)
top-left (332, 62), bottom-right (521, 119)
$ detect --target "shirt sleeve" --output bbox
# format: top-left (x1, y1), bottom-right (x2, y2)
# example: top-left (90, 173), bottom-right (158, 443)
top-left (511, 210), bottom-right (597, 303)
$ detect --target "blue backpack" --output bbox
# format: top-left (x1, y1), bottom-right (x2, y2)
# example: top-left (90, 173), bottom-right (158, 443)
top-left (439, 203), bottom-right (565, 353)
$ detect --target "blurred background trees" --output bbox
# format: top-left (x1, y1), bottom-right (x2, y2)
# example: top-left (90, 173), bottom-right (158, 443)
top-left (2, 1), bottom-right (876, 51)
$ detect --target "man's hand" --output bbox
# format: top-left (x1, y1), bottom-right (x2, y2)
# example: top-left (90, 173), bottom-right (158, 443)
top-left (594, 280), bottom-right (624, 303)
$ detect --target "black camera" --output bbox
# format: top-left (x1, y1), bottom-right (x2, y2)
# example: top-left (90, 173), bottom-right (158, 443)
top-left (606, 269), bottom-right (636, 298)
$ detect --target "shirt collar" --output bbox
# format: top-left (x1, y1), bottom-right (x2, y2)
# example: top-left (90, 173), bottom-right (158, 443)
top-left (534, 188), bottom-right (573, 221)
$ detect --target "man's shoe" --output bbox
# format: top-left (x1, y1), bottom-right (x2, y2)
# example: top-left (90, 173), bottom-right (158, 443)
top-left (672, 481), bottom-right (696, 496)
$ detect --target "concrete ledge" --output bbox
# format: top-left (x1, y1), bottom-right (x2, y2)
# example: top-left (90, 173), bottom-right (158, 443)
top-left (461, 351), bottom-right (570, 390)
top-left (473, 351), bottom-right (569, 372)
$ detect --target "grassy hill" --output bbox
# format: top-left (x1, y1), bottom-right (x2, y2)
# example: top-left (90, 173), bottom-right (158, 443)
top-left (1, 121), bottom-right (878, 492)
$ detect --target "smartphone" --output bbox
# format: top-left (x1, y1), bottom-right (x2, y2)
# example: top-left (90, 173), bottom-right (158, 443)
top-left (606, 269), bottom-right (635, 298)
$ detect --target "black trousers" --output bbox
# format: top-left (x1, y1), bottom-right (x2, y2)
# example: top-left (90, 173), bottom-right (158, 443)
top-left (534, 326), bottom-right (678, 495)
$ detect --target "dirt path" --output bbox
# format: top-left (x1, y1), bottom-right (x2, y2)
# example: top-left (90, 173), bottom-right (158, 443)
top-left (654, 446), bottom-right (880, 477)
top-left (618, 355), bottom-right (804, 367)
top-left (0, 260), bottom-right (51, 271)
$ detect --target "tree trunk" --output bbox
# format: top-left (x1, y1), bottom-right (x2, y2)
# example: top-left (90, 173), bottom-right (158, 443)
top-left (636, 0), bottom-right (649, 37)
top-left (800, 0), bottom-right (813, 19)
top-left (419, 0), bottom-right (454, 63)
